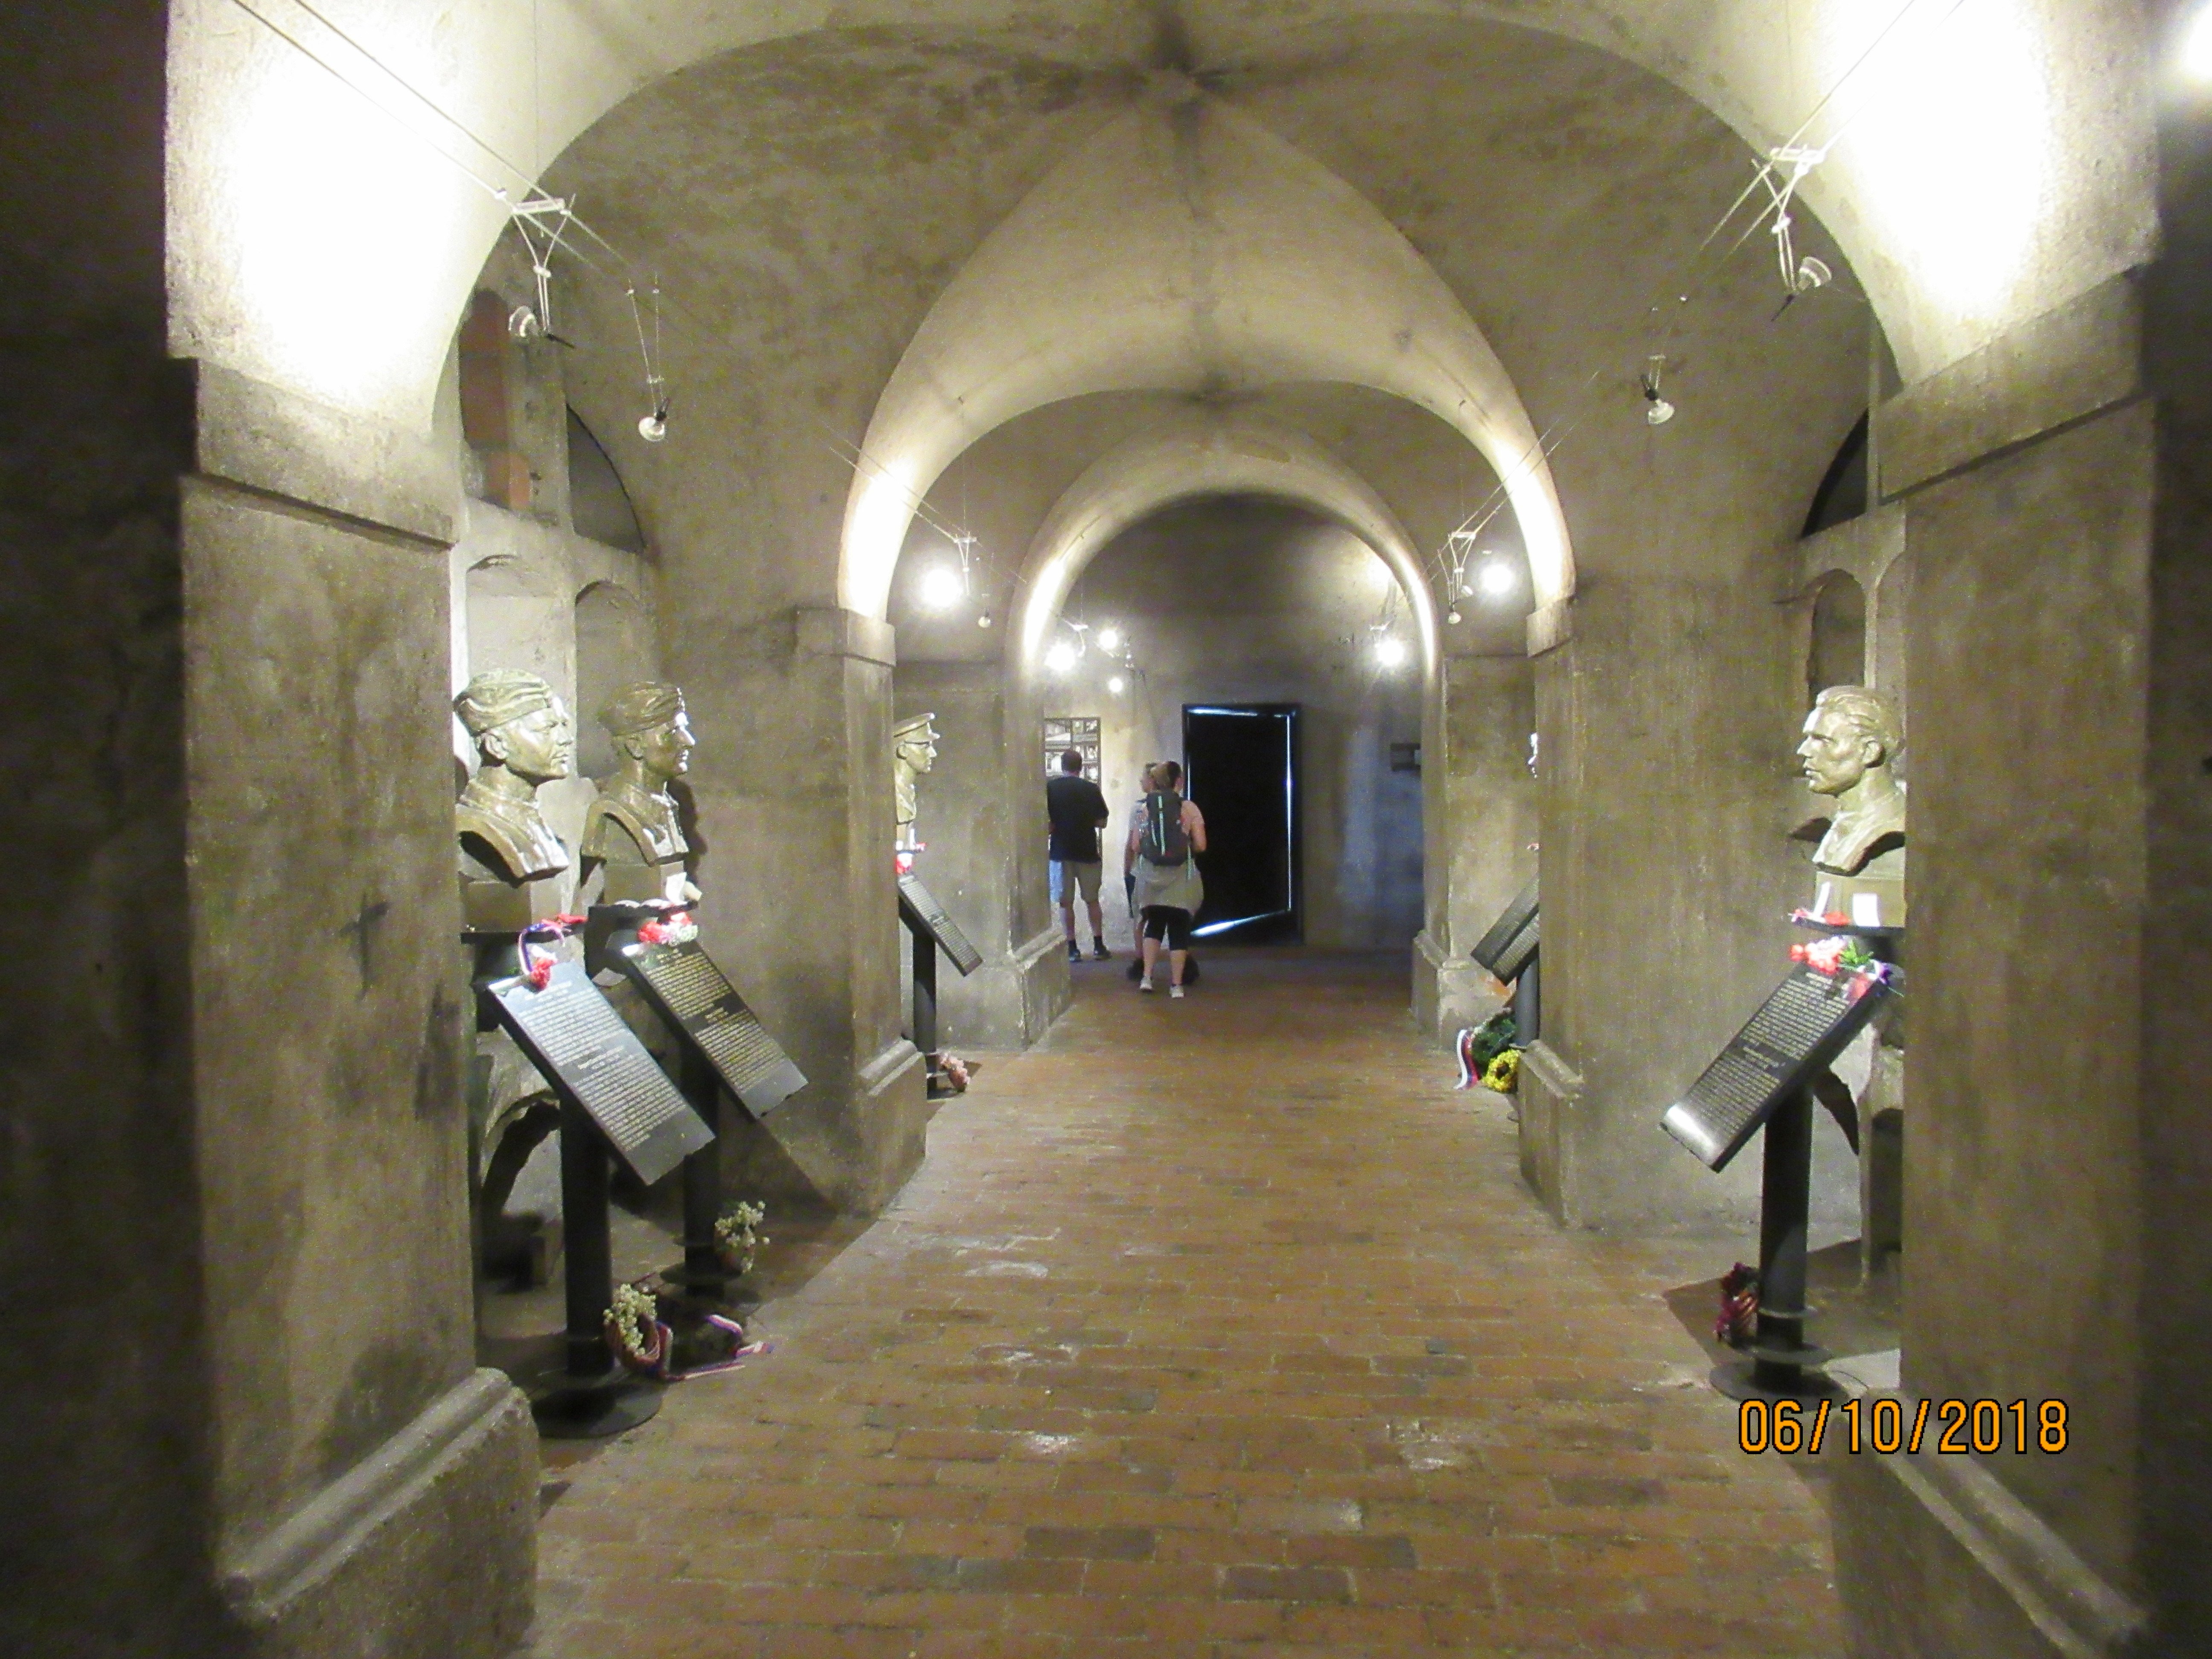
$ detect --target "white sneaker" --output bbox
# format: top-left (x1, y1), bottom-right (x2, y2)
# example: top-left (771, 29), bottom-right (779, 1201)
top-left (1138, 977), bottom-right (1154, 993)
top-left (1169, 985), bottom-right (1185, 999)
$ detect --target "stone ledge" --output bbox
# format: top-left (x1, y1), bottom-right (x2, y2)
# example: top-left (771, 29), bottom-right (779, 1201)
top-left (221, 1368), bottom-right (536, 1659)
top-left (1517, 1040), bottom-right (1581, 1222)
top-left (192, 361), bottom-right (460, 547)
top-left (1835, 1409), bottom-right (2148, 1658)
top-left (1878, 274), bottom-right (2144, 500)
top-left (1411, 929), bottom-right (1505, 1049)
top-left (1525, 598), bottom-right (1572, 657)
top-left (796, 606), bottom-right (897, 667)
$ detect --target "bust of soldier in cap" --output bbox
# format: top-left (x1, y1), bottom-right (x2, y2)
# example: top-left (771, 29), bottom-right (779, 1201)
top-left (583, 680), bottom-right (700, 905)
top-left (455, 670), bottom-right (574, 926)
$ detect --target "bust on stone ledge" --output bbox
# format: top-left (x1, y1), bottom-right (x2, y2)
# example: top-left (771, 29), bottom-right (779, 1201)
top-left (454, 669), bottom-right (573, 930)
top-left (582, 679), bottom-right (700, 905)
top-left (1797, 683), bottom-right (1906, 923)
top-left (892, 711), bottom-right (938, 854)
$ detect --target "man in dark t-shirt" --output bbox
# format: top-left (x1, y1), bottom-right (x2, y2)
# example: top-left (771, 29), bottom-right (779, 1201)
top-left (1045, 748), bottom-right (1112, 961)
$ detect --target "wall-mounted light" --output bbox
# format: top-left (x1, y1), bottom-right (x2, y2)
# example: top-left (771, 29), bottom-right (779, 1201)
top-left (1107, 674), bottom-right (1127, 695)
top-left (1374, 636), bottom-right (1409, 670)
top-left (1096, 626), bottom-right (1122, 653)
top-left (1045, 639), bottom-right (1079, 675)
top-left (1476, 560), bottom-right (1516, 599)
top-left (918, 565), bottom-right (966, 611)
top-left (976, 611), bottom-right (993, 629)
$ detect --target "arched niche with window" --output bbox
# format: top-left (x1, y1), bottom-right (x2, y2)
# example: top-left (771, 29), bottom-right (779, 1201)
top-left (574, 581), bottom-right (658, 777)
top-left (1806, 570), bottom-right (1867, 705)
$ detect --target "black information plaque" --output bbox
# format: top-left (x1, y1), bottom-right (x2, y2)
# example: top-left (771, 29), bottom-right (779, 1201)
top-left (621, 937), bottom-right (808, 1118)
top-left (1492, 911), bottom-right (1540, 984)
top-left (487, 961), bottom-right (713, 1186)
top-left (1662, 964), bottom-right (1897, 1173)
top-left (898, 874), bottom-right (983, 976)
top-left (1471, 877), bottom-right (1540, 977)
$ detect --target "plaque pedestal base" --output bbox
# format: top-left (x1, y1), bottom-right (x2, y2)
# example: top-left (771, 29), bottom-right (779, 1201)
top-left (530, 1366), bottom-right (664, 1440)
top-left (1711, 1086), bottom-right (1843, 1403)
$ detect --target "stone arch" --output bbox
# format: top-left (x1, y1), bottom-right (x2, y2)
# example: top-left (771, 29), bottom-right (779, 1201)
top-left (842, 96), bottom-right (1569, 621)
top-left (1011, 412), bottom-right (1439, 683)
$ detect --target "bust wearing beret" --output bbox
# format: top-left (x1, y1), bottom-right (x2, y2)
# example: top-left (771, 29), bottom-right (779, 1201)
top-left (583, 680), bottom-right (700, 905)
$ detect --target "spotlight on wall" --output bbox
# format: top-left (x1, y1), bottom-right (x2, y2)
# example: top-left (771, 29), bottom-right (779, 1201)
top-left (1097, 626), bottom-right (1122, 653)
top-left (508, 306), bottom-right (541, 341)
top-left (1045, 639), bottom-right (1079, 675)
top-left (1447, 608), bottom-right (1463, 626)
top-left (918, 565), bottom-right (966, 611)
top-left (1374, 636), bottom-right (1409, 670)
top-left (638, 400), bottom-right (669, 443)
top-left (1476, 560), bottom-right (1516, 599)
top-left (976, 611), bottom-right (994, 629)
top-left (1108, 674), bottom-right (1127, 695)
top-left (1793, 256), bottom-right (1832, 294)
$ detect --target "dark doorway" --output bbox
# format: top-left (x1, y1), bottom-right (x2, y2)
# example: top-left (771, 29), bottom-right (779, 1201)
top-left (1182, 703), bottom-right (1301, 944)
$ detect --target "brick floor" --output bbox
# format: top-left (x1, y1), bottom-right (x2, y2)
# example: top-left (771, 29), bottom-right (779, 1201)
top-left (528, 952), bottom-right (1843, 1658)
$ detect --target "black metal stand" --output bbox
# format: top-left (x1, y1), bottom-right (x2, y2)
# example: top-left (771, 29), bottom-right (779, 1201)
top-left (472, 925), bottom-right (663, 1440)
top-left (1510, 951), bottom-right (1541, 1045)
top-left (1712, 1083), bottom-right (1844, 1403)
top-left (584, 902), bottom-right (736, 1307)
top-left (526, 1094), bottom-right (664, 1438)
top-left (659, 1039), bottom-right (733, 1303)
top-left (906, 911), bottom-right (947, 1098)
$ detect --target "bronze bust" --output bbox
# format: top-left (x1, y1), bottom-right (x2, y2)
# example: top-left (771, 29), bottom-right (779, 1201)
top-left (1797, 685), bottom-right (1906, 923)
top-left (454, 669), bottom-right (573, 928)
top-left (892, 712), bottom-right (938, 853)
top-left (582, 680), bottom-right (699, 905)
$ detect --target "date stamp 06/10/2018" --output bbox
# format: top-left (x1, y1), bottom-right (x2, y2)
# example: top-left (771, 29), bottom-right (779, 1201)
top-left (1738, 1397), bottom-right (2070, 1456)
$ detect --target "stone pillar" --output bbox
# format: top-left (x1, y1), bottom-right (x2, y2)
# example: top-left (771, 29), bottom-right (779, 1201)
top-left (675, 607), bottom-right (928, 1212)
top-left (1516, 580), bottom-right (1819, 1230)
top-left (3, 12), bottom-right (536, 1652)
top-left (1413, 652), bottom-right (1538, 1044)
top-left (896, 662), bottom-right (1071, 1050)
top-left (1831, 263), bottom-right (2212, 1652)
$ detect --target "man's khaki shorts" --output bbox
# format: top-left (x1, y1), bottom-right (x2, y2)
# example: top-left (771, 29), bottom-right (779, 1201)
top-left (1056, 859), bottom-right (1103, 902)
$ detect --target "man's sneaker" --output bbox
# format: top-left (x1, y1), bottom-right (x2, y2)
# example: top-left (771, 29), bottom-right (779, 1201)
top-left (1454, 1027), bottom-right (1479, 1089)
top-left (1169, 985), bottom-right (1185, 999)
top-left (1067, 940), bottom-right (1082, 963)
top-left (1091, 941), bottom-right (1111, 960)
top-left (1138, 976), bottom-right (1154, 993)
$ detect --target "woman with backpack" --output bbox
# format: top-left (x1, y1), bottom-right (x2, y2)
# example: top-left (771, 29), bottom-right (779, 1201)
top-left (1124, 759), bottom-right (1208, 998)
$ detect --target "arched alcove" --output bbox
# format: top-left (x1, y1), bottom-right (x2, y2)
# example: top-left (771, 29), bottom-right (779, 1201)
top-left (1807, 569), bottom-right (1868, 702)
top-left (567, 409), bottom-right (646, 553)
top-left (573, 580), bottom-right (656, 776)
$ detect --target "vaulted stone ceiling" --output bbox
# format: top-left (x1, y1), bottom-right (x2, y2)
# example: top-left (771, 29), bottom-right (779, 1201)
top-left (534, 9), bottom-right (1869, 642)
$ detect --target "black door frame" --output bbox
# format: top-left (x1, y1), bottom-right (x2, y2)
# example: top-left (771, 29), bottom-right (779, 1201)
top-left (1181, 702), bottom-right (1302, 944)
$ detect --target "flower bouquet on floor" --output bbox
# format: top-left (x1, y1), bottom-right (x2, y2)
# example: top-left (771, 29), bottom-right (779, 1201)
top-left (605, 1281), bottom-right (674, 1379)
top-left (1715, 1263), bottom-right (1760, 1348)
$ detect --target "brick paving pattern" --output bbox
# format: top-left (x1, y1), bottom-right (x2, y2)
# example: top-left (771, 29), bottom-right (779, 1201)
top-left (530, 952), bottom-right (1842, 1657)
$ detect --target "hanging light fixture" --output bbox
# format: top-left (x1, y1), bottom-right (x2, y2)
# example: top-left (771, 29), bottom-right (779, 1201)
top-left (1642, 355), bottom-right (1675, 427)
